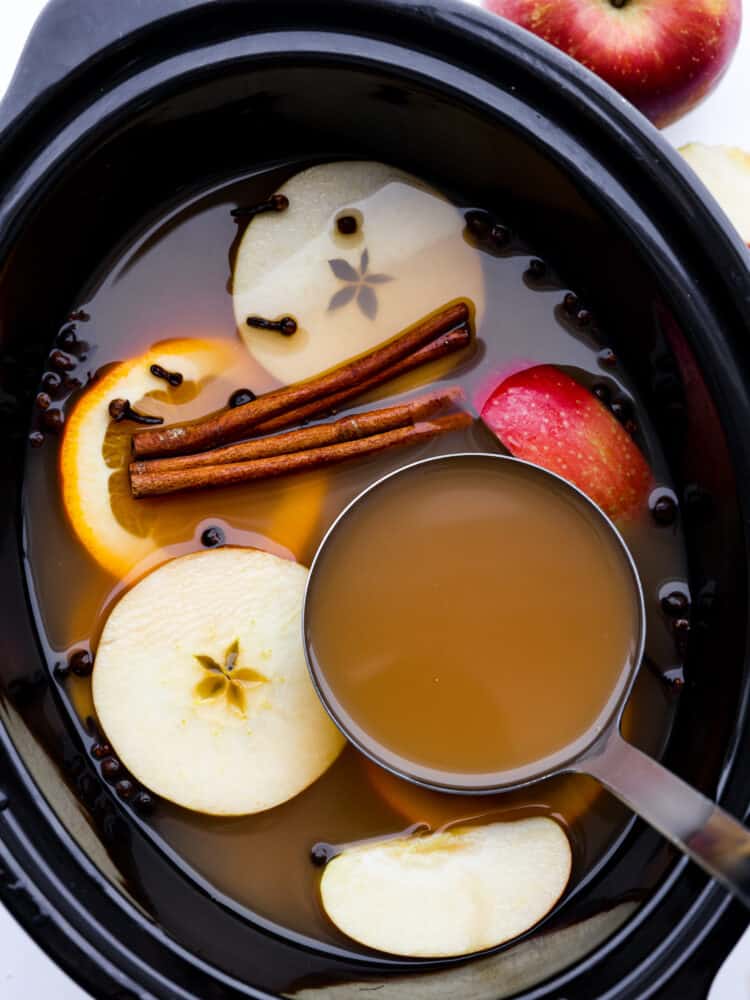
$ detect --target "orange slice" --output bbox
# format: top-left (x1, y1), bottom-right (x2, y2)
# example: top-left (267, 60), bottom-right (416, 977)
top-left (61, 339), bottom-right (235, 577)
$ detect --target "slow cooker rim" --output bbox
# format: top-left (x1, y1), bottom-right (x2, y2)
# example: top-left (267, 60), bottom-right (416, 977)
top-left (0, 2), bottom-right (749, 998)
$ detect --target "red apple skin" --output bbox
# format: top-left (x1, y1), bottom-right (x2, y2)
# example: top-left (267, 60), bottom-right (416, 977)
top-left (483, 0), bottom-right (742, 128)
top-left (480, 365), bottom-right (652, 519)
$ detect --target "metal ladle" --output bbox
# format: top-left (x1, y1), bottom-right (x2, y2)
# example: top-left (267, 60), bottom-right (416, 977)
top-left (303, 453), bottom-right (750, 907)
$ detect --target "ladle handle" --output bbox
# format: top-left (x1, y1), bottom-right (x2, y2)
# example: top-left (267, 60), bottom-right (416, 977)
top-left (577, 729), bottom-right (750, 908)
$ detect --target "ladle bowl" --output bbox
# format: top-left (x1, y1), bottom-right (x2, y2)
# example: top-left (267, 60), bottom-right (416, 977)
top-left (303, 453), bottom-right (750, 908)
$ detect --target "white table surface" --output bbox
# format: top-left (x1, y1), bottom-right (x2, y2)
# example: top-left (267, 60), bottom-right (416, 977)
top-left (1, 2), bottom-right (749, 998)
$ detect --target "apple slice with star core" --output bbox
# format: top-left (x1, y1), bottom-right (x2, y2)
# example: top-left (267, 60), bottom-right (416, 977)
top-left (92, 548), bottom-right (345, 815)
top-left (232, 161), bottom-right (484, 385)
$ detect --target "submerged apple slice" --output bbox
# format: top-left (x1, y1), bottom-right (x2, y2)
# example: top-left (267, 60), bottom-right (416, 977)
top-left (232, 161), bottom-right (484, 385)
top-left (320, 818), bottom-right (571, 958)
top-left (93, 548), bottom-right (345, 815)
top-left (680, 143), bottom-right (750, 246)
top-left (481, 365), bottom-right (652, 520)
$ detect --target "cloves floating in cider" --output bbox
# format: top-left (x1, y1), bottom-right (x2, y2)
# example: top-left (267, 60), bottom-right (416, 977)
top-left (57, 325), bottom-right (78, 350)
top-left (201, 525), bottom-right (226, 548)
top-left (592, 383), bottom-right (611, 405)
top-left (661, 591), bottom-right (690, 618)
top-left (42, 371), bottom-right (62, 392)
top-left (464, 210), bottom-right (493, 241)
top-left (42, 409), bottom-right (64, 432)
top-left (246, 315), bottom-right (297, 337)
top-left (310, 842), bottom-right (338, 867)
top-left (650, 491), bottom-right (678, 526)
top-left (69, 649), bottom-right (94, 677)
top-left (150, 363), bottom-right (184, 387)
top-left (231, 193), bottom-right (289, 220)
top-left (101, 758), bottom-right (122, 782)
top-left (490, 223), bottom-right (511, 249)
top-left (49, 348), bottom-right (76, 372)
top-left (115, 779), bottom-right (136, 801)
top-left (108, 398), bottom-right (164, 426)
top-left (132, 791), bottom-right (154, 815)
top-left (610, 398), bottom-right (634, 428)
top-left (228, 388), bottom-right (257, 408)
top-left (336, 215), bottom-right (358, 235)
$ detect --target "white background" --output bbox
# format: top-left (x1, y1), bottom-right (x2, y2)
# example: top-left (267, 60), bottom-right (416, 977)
top-left (1, 2), bottom-right (748, 998)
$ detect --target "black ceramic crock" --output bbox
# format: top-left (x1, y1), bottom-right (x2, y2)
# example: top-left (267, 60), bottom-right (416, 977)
top-left (1, 1), bottom-right (750, 997)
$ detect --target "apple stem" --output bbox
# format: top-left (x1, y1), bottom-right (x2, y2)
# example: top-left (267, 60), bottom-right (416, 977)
top-left (610, 0), bottom-right (628, 7)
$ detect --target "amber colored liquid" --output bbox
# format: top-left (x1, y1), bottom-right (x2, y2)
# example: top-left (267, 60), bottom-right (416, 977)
top-left (306, 457), bottom-right (639, 788)
top-left (23, 163), bottom-right (684, 955)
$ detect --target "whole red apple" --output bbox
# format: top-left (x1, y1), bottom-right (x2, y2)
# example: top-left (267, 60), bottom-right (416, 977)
top-left (483, 0), bottom-right (742, 128)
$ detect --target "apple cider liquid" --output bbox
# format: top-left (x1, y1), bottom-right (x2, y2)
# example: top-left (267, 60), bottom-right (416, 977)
top-left (305, 456), bottom-right (640, 788)
top-left (24, 162), bottom-right (688, 953)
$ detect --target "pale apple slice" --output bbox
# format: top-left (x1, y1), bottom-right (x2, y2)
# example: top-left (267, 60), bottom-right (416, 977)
top-left (92, 548), bottom-right (345, 815)
top-left (320, 817), bottom-right (571, 958)
top-left (680, 144), bottom-right (750, 246)
top-left (232, 161), bottom-right (484, 385)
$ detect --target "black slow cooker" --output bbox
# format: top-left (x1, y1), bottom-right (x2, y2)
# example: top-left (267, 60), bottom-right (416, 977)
top-left (1, 1), bottom-right (750, 997)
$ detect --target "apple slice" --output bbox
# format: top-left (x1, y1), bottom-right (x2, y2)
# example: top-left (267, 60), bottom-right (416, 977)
top-left (480, 365), bottom-right (652, 519)
top-left (680, 144), bottom-right (750, 247)
top-left (92, 548), bottom-right (345, 815)
top-left (320, 818), bottom-right (571, 958)
top-left (232, 161), bottom-right (484, 385)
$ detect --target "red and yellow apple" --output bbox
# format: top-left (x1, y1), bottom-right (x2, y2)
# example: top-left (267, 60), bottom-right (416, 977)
top-left (480, 365), bottom-right (652, 519)
top-left (483, 0), bottom-right (742, 128)
top-left (680, 144), bottom-right (750, 247)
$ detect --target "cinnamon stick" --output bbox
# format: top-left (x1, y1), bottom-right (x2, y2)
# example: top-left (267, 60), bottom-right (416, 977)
top-left (130, 412), bottom-right (473, 498)
top-left (131, 302), bottom-right (470, 459)
top-left (253, 327), bottom-right (471, 435)
top-left (130, 389), bottom-right (463, 475)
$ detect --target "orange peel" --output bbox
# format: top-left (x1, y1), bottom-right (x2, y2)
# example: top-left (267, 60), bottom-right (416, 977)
top-left (61, 339), bottom-right (234, 577)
